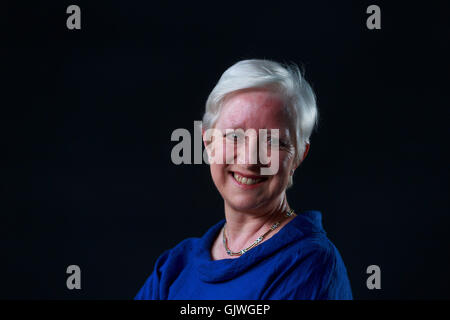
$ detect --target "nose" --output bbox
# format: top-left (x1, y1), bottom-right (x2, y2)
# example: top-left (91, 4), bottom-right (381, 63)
top-left (236, 134), bottom-right (269, 167)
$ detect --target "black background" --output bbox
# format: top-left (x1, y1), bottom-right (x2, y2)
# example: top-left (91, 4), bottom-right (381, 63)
top-left (1, 1), bottom-right (449, 299)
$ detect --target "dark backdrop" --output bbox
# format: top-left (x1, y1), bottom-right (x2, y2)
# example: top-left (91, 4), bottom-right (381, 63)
top-left (1, 1), bottom-right (449, 299)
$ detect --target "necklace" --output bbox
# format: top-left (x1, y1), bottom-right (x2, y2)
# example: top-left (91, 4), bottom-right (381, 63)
top-left (222, 209), bottom-right (295, 256)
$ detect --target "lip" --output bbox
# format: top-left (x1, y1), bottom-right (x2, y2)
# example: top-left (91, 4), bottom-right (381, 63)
top-left (229, 170), bottom-right (268, 189)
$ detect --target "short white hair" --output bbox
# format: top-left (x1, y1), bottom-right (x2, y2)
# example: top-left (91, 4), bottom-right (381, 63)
top-left (203, 59), bottom-right (318, 184)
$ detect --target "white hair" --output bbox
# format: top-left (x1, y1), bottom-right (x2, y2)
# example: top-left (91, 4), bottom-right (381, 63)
top-left (202, 59), bottom-right (318, 185)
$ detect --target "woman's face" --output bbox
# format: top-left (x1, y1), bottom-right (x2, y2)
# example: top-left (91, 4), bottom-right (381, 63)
top-left (206, 89), bottom-right (299, 213)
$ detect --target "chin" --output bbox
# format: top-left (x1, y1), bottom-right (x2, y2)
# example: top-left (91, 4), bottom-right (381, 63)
top-left (224, 192), bottom-right (269, 212)
top-left (227, 201), bottom-right (263, 213)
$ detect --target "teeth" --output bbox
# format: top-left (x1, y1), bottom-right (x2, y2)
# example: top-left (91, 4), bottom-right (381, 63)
top-left (233, 173), bottom-right (261, 185)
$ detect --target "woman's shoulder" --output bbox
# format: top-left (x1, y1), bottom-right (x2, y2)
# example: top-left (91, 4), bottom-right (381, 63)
top-left (282, 231), bottom-right (335, 264)
top-left (263, 227), bottom-right (352, 299)
top-left (274, 213), bottom-right (348, 279)
top-left (286, 211), bottom-right (345, 260)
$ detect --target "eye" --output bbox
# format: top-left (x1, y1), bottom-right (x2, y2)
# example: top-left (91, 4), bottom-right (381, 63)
top-left (267, 136), bottom-right (279, 145)
top-left (225, 131), bottom-right (244, 143)
top-left (267, 137), bottom-right (280, 144)
top-left (268, 136), bottom-right (290, 150)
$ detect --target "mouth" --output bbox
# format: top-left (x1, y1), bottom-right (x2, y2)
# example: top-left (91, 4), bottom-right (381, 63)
top-left (230, 171), bottom-right (268, 187)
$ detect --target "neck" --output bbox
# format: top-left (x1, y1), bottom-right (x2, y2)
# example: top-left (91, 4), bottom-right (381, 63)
top-left (223, 194), bottom-right (291, 252)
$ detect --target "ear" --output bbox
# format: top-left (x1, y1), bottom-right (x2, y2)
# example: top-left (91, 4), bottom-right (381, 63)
top-left (301, 142), bottom-right (310, 163)
top-left (290, 143), bottom-right (310, 175)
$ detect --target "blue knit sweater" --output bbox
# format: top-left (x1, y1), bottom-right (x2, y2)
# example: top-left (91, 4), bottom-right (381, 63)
top-left (135, 210), bottom-right (353, 300)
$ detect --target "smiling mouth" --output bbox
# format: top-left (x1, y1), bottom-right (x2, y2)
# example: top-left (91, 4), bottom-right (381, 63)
top-left (231, 172), bottom-right (267, 185)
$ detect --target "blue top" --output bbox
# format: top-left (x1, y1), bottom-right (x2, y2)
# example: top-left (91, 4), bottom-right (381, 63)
top-left (135, 211), bottom-right (353, 300)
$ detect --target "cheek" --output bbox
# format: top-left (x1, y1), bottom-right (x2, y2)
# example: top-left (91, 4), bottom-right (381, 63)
top-left (274, 154), bottom-right (294, 181)
top-left (209, 139), bottom-right (238, 165)
top-left (224, 141), bottom-right (237, 164)
top-left (210, 163), bottom-right (227, 185)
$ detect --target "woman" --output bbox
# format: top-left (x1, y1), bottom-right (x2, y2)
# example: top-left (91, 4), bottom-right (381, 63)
top-left (135, 59), bottom-right (353, 300)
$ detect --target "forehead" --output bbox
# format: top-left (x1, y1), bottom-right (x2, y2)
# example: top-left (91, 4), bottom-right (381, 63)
top-left (215, 89), bottom-right (294, 134)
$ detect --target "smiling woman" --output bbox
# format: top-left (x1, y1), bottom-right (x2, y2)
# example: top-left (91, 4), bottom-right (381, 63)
top-left (135, 59), bottom-right (353, 300)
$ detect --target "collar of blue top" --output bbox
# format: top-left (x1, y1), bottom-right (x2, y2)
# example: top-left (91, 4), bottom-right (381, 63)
top-left (194, 210), bottom-right (326, 283)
